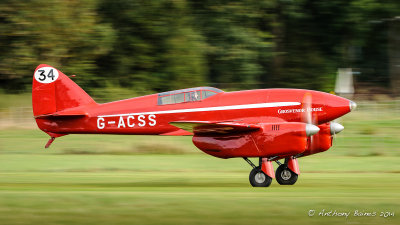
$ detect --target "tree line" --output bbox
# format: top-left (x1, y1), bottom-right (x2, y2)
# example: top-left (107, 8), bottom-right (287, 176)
top-left (1, 0), bottom-right (399, 96)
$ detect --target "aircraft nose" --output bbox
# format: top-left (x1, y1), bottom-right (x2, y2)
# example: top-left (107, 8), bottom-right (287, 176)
top-left (319, 92), bottom-right (356, 123)
top-left (349, 101), bottom-right (357, 111)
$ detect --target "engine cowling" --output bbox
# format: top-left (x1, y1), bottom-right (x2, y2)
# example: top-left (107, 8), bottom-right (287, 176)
top-left (192, 122), bottom-right (309, 159)
top-left (301, 123), bottom-right (332, 157)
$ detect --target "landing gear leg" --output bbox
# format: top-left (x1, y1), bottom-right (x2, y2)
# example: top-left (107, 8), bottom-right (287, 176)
top-left (243, 157), bottom-right (272, 187)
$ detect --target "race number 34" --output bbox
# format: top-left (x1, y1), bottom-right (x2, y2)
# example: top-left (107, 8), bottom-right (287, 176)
top-left (34, 67), bottom-right (59, 83)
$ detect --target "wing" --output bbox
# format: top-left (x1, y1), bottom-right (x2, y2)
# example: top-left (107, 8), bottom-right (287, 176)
top-left (169, 121), bottom-right (260, 135)
top-left (160, 129), bottom-right (193, 136)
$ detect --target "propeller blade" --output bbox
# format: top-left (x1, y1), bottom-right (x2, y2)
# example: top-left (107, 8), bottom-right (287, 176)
top-left (301, 92), bottom-right (320, 154)
top-left (330, 122), bottom-right (344, 146)
top-left (302, 93), bottom-right (312, 124)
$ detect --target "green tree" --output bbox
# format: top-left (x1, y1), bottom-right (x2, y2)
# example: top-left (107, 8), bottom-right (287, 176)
top-left (270, 0), bottom-right (400, 91)
top-left (0, 0), bottom-right (114, 91)
top-left (97, 0), bottom-right (207, 93)
top-left (189, 0), bottom-right (275, 89)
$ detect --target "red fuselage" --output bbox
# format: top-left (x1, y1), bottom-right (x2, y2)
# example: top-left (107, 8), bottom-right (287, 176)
top-left (35, 86), bottom-right (352, 159)
top-left (37, 89), bottom-right (350, 135)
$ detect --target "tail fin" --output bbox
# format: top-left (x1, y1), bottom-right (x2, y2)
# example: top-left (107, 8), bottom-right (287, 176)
top-left (32, 64), bottom-right (96, 117)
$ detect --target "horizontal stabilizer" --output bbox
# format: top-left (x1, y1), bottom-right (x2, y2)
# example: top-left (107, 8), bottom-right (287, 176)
top-left (169, 121), bottom-right (260, 135)
top-left (34, 109), bottom-right (88, 119)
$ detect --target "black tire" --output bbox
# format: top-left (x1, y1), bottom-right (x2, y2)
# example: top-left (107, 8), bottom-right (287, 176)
top-left (249, 166), bottom-right (272, 187)
top-left (275, 164), bottom-right (298, 185)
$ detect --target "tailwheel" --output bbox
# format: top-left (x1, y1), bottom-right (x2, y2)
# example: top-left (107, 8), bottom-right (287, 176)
top-left (249, 166), bottom-right (272, 187)
top-left (275, 164), bottom-right (298, 185)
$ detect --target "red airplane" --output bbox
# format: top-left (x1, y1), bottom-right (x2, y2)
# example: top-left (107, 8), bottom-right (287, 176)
top-left (32, 64), bottom-right (356, 187)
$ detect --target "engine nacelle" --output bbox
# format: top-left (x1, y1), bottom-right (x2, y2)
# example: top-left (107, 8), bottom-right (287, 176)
top-left (301, 123), bottom-right (332, 157)
top-left (192, 122), bottom-right (309, 159)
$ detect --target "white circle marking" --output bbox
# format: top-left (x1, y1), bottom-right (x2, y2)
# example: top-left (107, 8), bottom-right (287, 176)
top-left (34, 67), bottom-right (59, 84)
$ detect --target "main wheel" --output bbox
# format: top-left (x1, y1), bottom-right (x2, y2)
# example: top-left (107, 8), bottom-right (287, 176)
top-left (249, 166), bottom-right (272, 187)
top-left (275, 164), bottom-right (298, 185)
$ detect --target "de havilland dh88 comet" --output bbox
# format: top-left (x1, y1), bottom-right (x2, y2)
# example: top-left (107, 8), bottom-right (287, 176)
top-left (32, 64), bottom-right (356, 187)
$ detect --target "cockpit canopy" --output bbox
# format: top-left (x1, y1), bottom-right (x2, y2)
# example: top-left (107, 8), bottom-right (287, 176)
top-left (158, 87), bottom-right (223, 105)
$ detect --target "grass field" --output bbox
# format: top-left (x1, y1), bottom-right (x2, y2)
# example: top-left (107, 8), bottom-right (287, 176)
top-left (0, 154), bottom-right (399, 225)
top-left (0, 98), bottom-right (400, 225)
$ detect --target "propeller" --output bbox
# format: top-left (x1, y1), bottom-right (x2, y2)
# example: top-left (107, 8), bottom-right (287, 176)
top-left (330, 121), bottom-right (344, 146)
top-left (302, 93), bottom-right (319, 132)
top-left (330, 122), bottom-right (344, 135)
top-left (329, 100), bottom-right (356, 145)
top-left (329, 91), bottom-right (348, 145)
top-left (301, 93), bottom-right (320, 153)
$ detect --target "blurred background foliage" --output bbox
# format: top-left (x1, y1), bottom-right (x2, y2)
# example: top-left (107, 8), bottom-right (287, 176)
top-left (0, 3), bottom-right (400, 224)
top-left (0, 0), bottom-right (400, 98)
